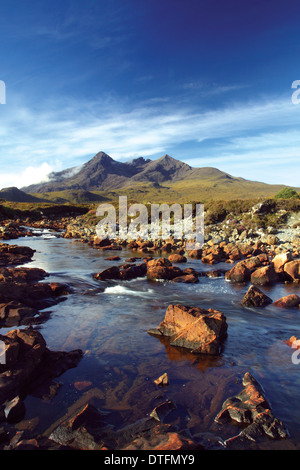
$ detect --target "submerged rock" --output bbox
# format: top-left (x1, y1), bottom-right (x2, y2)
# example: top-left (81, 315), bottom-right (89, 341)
top-left (148, 304), bottom-right (228, 355)
top-left (215, 372), bottom-right (288, 446)
top-left (0, 328), bottom-right (82, 419)
top-left (49, 403), bottom-right (108, 450)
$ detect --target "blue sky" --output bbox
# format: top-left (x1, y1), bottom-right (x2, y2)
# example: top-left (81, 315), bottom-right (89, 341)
top-left (0, 0), bottom-right (300, 188)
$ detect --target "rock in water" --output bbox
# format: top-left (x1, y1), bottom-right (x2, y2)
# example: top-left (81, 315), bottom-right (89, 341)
top-left (215, 372), bottom-right (289, 447)
top-left (241, 285), bottom-right (273, 308)
top-left (148, 304), bottom-right (227, 355)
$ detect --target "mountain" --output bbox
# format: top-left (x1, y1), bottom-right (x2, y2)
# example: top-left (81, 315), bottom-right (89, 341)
top-left (20, 151), bottom-right (298, 203)
top-left (0, 186), bottom-right (43, 203)
top-left (22, 152), bottom-right (236, 193)
top-left (23, 152), bottom-right (152, 193)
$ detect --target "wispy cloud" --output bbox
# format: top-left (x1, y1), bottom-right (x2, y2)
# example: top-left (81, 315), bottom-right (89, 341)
top-left (0, 91), bottom-right (299, 187)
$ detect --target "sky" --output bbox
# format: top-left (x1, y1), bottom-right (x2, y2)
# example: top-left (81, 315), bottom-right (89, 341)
top-left (0, 0), bottom-right (300, 189)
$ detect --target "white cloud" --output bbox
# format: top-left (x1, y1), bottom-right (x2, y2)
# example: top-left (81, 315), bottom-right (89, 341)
top-left (0, 91), bottom-right (299, 187)
top-left (0, 162), bottom-right (54, 189)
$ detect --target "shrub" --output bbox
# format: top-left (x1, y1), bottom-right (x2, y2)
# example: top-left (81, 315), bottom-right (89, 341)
top-left (274, 187), bottom-right (299, 199)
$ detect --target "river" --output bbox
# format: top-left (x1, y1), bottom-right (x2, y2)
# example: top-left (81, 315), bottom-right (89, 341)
top-left (4, 229), bottom-right (300, 449)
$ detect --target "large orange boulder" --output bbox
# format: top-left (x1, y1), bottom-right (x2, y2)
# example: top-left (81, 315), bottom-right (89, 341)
top-left (148, 304), bottom-right (227, 355)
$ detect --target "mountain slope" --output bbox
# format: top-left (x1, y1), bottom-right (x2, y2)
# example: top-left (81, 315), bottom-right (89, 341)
top-left (20, 151), bottom-right (299, 203)
top-left (0, 187), bottom-right (44, 203)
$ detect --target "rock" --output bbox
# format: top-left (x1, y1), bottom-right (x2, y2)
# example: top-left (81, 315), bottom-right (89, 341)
top-left (93, 237), bottom-right (111, 247)
top-left (215, 372), bottom-right (288, 446)
top-left (148, 304), bottom-right (228, 355)
top-left (284, 259), bottom-right (300, 281)
top-left (93, 266), bottom-right (121, 280)
top-left (123, 429), bottom-right (201, 451)
top-left (171, 274), bottom-right (199, 283)
top-left (154, 372), bottom-right (169, 386)
top-left (0, 267), bottom-right (48, 283)
top-left (150, 400), bottom-right (176, 422)
top-left (225, 254), bottom-right (269, 283)
top-left (147, 258), bottom-right (172, 268)
top-left (119, 263), bottom-right (147, 280)
top-left (147, 265), bottom-right (182, 281)
top-left (250, 265), bottom-right (278, 286)
top-left (168, 254), bottom-right (187, 263)
top-left (0, 243), bottom-right (35, 266)
top-left (241, 285), bottom-right (273, 308)
top-left (187, 249), bottom-right (202, 259)
top-left (272, 252), bottom-right (293, 273)
top-left (225, 263), bottom-right (251, 283)
top-left (273, 294), bottom-right (300, 308)
top-left (122, 420), bottom-right (202, 451)
top-left (49, 282), bottom-right (72, 296)
top-left (49, 403), bottom-right (108, 450)
top-left (205, 269), bottom-right (223, 278)
top-left (0, 301), bottom-right (38, 327)
top-left (4, 396), bottom-right (26, 423)
top-left (0, 328), bottom-right (82, 408)
top-left (265, 234), bottom-right (278, 245)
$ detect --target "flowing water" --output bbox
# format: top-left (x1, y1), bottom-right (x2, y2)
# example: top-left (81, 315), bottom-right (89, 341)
top-left (4, 230), bottom-right (300, 449)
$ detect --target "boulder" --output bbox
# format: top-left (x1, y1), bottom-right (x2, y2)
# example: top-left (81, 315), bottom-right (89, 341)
top-left (168, 254), bottom-right (187, 263)
top-left (93, 266), bottom-right (121, 280)
top-left (225, 263), bottom-right (251, 283)
top-left (147, 266), bottom-right (182, 281)
top-left (272, 252), bottom-right (293, 273)
top-left (241, 285), bottom-right (273, 308)
top-left (119, 263), bottom-right (147, 280)
top-left (225, 254), bottom-right (269, 283)
top-left (284, 259), bottom-right (300, 281)
top-left (250, 265), bottom-right (278, 286)
top-left (0, 328), bottom-right (82, 409)
top-left (148, 304), bottom-right (228, 355)
top-left (147, 258), bottom-right (172, 268)
top-left (171, 274), bottom-right (199, 283)
top-left (273, 294), bottom-right (300, 309)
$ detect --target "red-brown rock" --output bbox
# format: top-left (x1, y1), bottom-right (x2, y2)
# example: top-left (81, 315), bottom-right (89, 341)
top-left (250, 265), bottom-right (278, 286)
top-left (273, 294), bottom-right (300, 308)
top-left (283, 259), bottom-right (300, 281)
top-left (148, 304), bottom-right (227, 355)
top-left (272, 252), bottom-right (293, 273)
top-left (168, 254), bottom-right (187, 263)
top-left (147, 265), bottom-right (182, 281)
top-left (172, 274), bottom-right (199, 283)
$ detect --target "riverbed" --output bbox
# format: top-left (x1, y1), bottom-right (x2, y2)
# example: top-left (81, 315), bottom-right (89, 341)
top-left (4, 230), bottom-right (300, 449)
